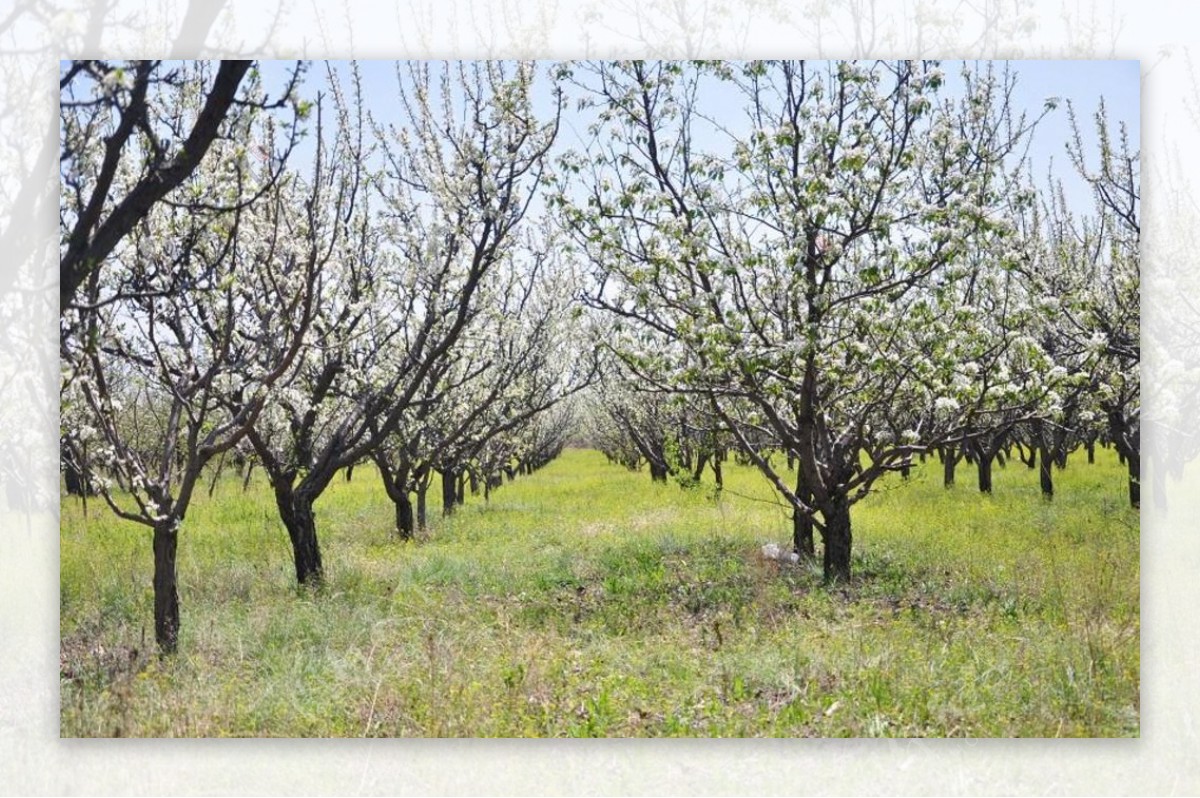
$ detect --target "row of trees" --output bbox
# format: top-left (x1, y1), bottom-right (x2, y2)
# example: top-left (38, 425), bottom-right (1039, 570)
top-left (59, 58), bottom-right (1138, 651)
top-left (60, 60), bottom-right (592, 653)
top-left (557, 61), bottom-right (1138, 581)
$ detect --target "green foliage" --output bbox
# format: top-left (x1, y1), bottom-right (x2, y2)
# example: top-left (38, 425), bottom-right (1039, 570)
top-left (61, 448), bottom-right (1137, 737)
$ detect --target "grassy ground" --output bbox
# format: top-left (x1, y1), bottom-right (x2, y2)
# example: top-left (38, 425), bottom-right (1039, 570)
top-left (60, 447), bottom-right (1139, 737)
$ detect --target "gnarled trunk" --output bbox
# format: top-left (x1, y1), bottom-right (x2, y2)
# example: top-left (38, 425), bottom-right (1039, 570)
top-left (273, 483), bottom-right (324, 586)
top-left (153, 518), bottom-right (181, 654)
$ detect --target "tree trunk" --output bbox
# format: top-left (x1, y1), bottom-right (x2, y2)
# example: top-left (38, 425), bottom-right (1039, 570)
top-left (820, 495), bottom-right (852, 583)
top-left (395, 494), bottom-right (415, 540)
top-left (440, 468), bottom-right (457, 516)
top-left (345, 463), bottom-right (354, 482)
top-left (153, 518), bottom-right (181, 654)
top-left (942, 446), bottom-right (958, 488)
top-left (793, 510), bottom-right (814, 559)
top-left (1017, 443), bottom-right (1036, 469)
top-left (1086, 440), bottom-right (1096, 464)
top-left (469, 469), bottom-right (479, 496)
top-left (1038, 445), bottom-right (1054, 499)
top-left (977, 451), bottom-right (994, 494)
top-left (793, 471), bottom-right (814, 557)
top-left (456, 471), bottom-right (466, 505)
top-left (417, 484), bottom-right (428, 529)
top-left (712, 459), bottom-right (723, 492)
top-left (63, 457), bottom-right (90, 497)
top-left (206, 449), bottom-right (227, 498)
top-left (273, 484), bottom-right (324, 586)
top-left (649, 461), bottom-right (668, 483)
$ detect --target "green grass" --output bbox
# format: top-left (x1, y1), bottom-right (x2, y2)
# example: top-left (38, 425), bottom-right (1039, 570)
top-left (59, 447), bottom-right (1139, 737)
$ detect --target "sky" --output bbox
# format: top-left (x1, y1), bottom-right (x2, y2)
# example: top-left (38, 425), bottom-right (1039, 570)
top-left (258, 58), bottom-right (1142, 223)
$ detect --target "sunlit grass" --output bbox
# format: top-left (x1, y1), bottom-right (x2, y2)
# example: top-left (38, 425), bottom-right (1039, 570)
top-left (60, 446), bottom-right (1138, 737)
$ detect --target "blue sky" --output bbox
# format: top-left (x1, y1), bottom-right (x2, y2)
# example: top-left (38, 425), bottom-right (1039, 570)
top-left (263, 58), bottom-right (1140, 219)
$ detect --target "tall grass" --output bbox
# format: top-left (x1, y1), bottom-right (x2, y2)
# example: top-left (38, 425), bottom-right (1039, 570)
top-left (60, 447), bottom-right (1138, 737)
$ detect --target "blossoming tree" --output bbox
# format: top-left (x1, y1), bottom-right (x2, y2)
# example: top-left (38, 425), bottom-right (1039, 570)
top-left (559, 60), bottom-right (1054, 580)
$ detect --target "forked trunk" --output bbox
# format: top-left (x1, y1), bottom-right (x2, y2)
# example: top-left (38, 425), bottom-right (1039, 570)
top-left (274, 484), bottom-right (324, 586)
top-left (153, 518), bottom-right (181, 654)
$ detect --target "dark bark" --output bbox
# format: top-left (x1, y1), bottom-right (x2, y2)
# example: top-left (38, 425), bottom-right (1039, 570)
top-left (977, 451), bottom-right (994, 494)
top-left (793, 470), bottom-right (814, 557)
top-left (820, 494), bottom-right (852, 582)
top-left (1086, 440), bottom-right (1096, 464)
top-left (440, 468), bottom-right (457, 516)
top-left (1038, 444), bottom-right (1054, 499)
top-left (373, 452), bottom-right (414, 540)
top-left (63, 456), bottom-right (92, 497)
top-left (942, 446), bottom-right (958, 488)
top-left (153, 518), bottom-right (181, 654)
top-left (395, 495), bottom-right (415, 540)
top-left (345, 463), bottom-right (354, 482)
top-left (272, 483), bottom-right (324, 585)
top-left (1017, 443), bottom-right (1036, 469)
top-left (416, 483), bottom-right (429, 529)
top-left (793, 510), bottom-right (815, 559)
top-left (649, 461), bottom-right (669, 483)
